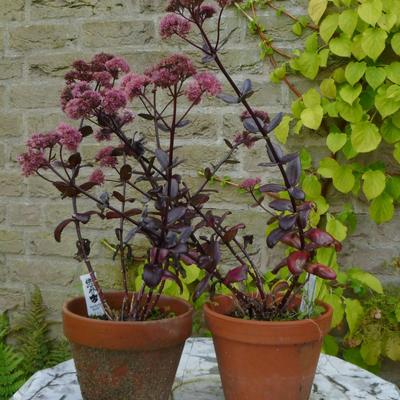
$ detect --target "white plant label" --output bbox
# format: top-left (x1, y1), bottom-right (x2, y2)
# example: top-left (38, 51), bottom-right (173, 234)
top-left (300, 274), bottom-right (317, 317)
top-left (80, 273), bottom-right (105, 317)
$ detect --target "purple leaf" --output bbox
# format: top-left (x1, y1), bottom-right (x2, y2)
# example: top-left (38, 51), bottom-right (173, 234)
top-left (193, 274), bottom-right (211, 301)
top-left (243, 117), bottom-right (263, 133)
top-left (259, 183), bottom-right (286, 193)
top-left (287, 250), bottom-right (310, 275)
top-left (267, 142), bottom-right (283, 163)
top-left (54, 219), bottom-right (74, 242)
top-left (267, 227), bottom-right (286, 248)
top-left (167, 206), bottom-right (186, 224)
top-left (240, 79), bottom-right (252, 95)
top-left (217, 93), bottom-right (239, 104)
top-left (279, 214), bottom-right (297, 230)
top-left (138, 113), bottom-right (154, 120)
top-left (176, 119), bottom-right (191, 128)
top-left (306, 263), bottom-right (336, 280)
top-left (281, 152), bottom-right (299, 163)
top-left (266, 112), bottom-right (283, 133)
top-left (269, 199), bottom-right (293, 212)
top-left (289, 187), bottom-right (305, 201)
top-left (280, 232), bottom-right (301, 249)
top-left (79, 126), bottom-right (93, 137)
top-left (286, 156), bottom-right (301, 186)
top-left (156, 120), bottom-right (170, 132)
top-left (155, 148), bottom-right (169, 170)
top-left (162, 271), bottom-right (183, 293)
top-left (224, 265), bottom-right (248, 284)
top-left (143, 264), bottom-right (163, 288)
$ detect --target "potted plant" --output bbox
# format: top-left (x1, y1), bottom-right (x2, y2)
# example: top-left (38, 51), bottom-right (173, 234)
top-left (17, 50), bottom-right (226, 398)
top-left (160, 1), bottom-right (341, 399)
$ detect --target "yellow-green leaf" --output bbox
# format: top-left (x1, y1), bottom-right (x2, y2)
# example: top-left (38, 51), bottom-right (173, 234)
top-left (369, 192), bottom-right (394, 223)
top-left (365, 66), bottom-right (386, 90)
top-left (348, 268), bottom-right (383, 293)
top-left (302, 175), bottom-right (322, 198)
top-left (351, 121), bottom-right (382, 153)
top-left (339, 8), bottom-right (358, 36)
top-left (323, 293), bottom-right (344, 328)
top-left (339, 83), bottom-right (362, 105)
top-left (327, 132), bottom-right (347, 153)
top-left (326, 214), bottom-right (348, 241)
top-left (303, 88), bottom-right (321, 107)
top-left (333, 165), bottom-right (355, 193)
top-left (308, 0), bottom-right (328, 24)
top-left (274, 115), bottom-right (291, 144)
top-left (320, 78), bottom-right (336, 98)
top-left (362, 170), bottom-right (386, 200)
top-left (345, 61), bottom-right (367, 86)
top-left (381, 118), bottom-right (400, 144)
top-left (385, 334), bottom-right (400, 361)
top-left (361, 339), bottom-right (381, 365)
top-left (358, 0), bottom-right (383, 26)
top-left (330, 34), bottom-right (352, 57)
top-left (300, 105), bottom-right (323, 130)
top-left (392, 33), bottom-right (400, 56)
top-left (361, 27), bottom-right (388, 61)
top-left (386, 62), bottom-right (400, 85)
top-left (375, 85), bottom-right (400, 118)
top-left (344, 298), bottom-right (364, 334)
top-left (320, 13), bottom-right (339, 43)
top-left (318, 157), bottom-right (339, 178)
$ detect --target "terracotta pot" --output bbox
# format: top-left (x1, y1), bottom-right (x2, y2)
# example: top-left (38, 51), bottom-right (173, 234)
top-left (204, 295), bottom-right (332, 400)
top-left (63, 292), bottom-right (193, 400)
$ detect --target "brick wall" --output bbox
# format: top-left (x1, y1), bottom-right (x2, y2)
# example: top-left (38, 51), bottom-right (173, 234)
top-left (0, 0), bottom-right (399, 331)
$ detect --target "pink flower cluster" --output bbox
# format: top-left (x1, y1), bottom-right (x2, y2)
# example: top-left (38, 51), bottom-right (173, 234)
top-left (102, 88), bottom-right (128, 115)
top-left (239, 177), bottom-right (261, 190)
top-left (199, 4), bottom-right (217, 18)
top-left (95, 146), bottom-right (118, 168)
top-left (57, 123), bottom-right (82, 152)
top-left (234, 132), bottom-right (257, 148)
top-left (18, 122), bottom-right (81, 176)
top-left (160, 14), bottom-right (191, 39)
top-left (145, 54), bottom-right (196, 88)
top-left (89, 169), bottom-right (105, 185)
top-left (61, 83), bottom-right (101, 120)
top-left (121, 73), bottom-right (151, 100)
top-left (185, 72), bottom-right (222, 104)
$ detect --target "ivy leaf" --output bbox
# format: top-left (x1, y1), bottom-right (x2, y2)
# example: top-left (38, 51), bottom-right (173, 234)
top-left (347, 268), bottom-right (383, 294)
top-left (375, 85), bottom-right (400, 118)
top-left (337, 99), bottom-right (364, 123)
top-left (358, 0), bottom-right (383, 26)
top-left (361, 28), bottom-right (387, 61)
top-left (300, 105), bottom-right (323, 130)
top-left (308, 0), bottom-right (328, 24)
top-left (394, 142), bottom-right (400, 163)
top-left (329, 34), bottom-right (352, 57)
top-left (386, 176), bottom-right (400, 200)
top-left (339, 8), bottom-right (358, 37)
top-left (386, 62), bottom-right (400, 85)
top-left (327, 132), bottom-right (347, 153)
top-left (274, 115), bottom-right (291, 144)
top-left (385, 334), bottom-right (400, 361)
top-left (345, 61), bottom-right (367, 86)
top-left (351, 121), bottom-right (382, 153)
top-left (326, 214), bottom-right (348, 241)
top-left (333, 165), bottom-right (355, 193)
top-left (391, 32), bottom-right (400, 56)
top-left (365, 66), bottom-right (386, 90)
top-left (322, 292), bottom-right (344, 328)
top-left (320, 78), bottom-right (336, 98)
top-left (303, 88), bottom-right (321, 107)
top-left (369, 192), bottom-right (394, 224)
top-left (361, 339), bottom-right (381, 366)
top-left (339, 83), bottom-right (362, 105)
top-left (318, 157), bottom-right (339, 178)
top-left (302, 175), bottom-right (322, 199)
top-left (344, 298), bottom-right (364, 335)
top-left (290, 52), bottom-right (320, 80)
top-left (320, 13), bottom-right (339, 43)
top-left (362, 170), bottom-right (386, 200)
top-left (323, 335), bottom-right (339, 356)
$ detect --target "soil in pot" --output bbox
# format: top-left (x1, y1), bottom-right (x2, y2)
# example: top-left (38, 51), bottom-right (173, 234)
top-left (204, 295), bottom-right (333, 400)
top-left (63, 292), bottom-right (193, 400)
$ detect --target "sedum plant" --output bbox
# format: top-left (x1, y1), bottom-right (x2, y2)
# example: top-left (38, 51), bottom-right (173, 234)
top-left (19, 0), bottom-right (342, 322)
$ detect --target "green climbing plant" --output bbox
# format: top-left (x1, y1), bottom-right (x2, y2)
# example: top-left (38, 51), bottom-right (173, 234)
top-left (233, 0), bottom-right (400, 370)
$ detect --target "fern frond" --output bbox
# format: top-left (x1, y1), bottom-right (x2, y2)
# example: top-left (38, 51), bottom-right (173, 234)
top-left (46, 339), bottom-right (71, 368)
top-left (0, 342), bottom-right (25, 400)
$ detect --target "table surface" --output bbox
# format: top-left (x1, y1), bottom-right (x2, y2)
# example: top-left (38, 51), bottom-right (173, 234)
top-left (12, 338), bottom-right (400, 400)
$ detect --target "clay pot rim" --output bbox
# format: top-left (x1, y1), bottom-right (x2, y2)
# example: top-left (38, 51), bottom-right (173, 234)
top-left (204, 294), bottom-right (333, 327)
top-left (63, 291), bottom-right (193, 328)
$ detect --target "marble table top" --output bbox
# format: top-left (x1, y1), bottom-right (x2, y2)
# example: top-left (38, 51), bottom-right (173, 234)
top-left (13, 338), bottom-right (400, 400)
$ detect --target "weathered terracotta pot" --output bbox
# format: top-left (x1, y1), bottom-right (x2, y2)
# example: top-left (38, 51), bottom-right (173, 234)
top-left (63, 292), bottom-right (193, 400)
top-left (204, 295), bottom-right (332, 400)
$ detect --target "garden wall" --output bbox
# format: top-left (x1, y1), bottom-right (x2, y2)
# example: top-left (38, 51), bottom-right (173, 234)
top-left (0, 0), bottom-right (399, 332)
